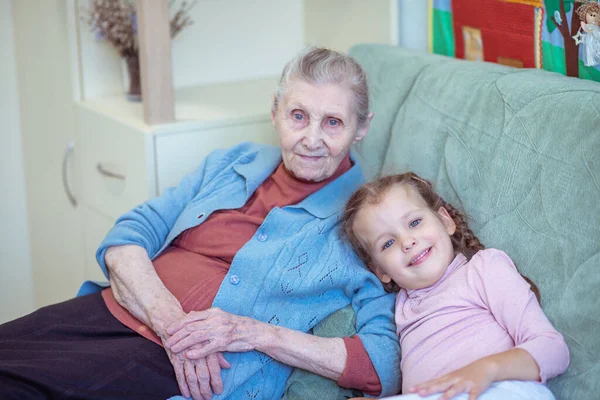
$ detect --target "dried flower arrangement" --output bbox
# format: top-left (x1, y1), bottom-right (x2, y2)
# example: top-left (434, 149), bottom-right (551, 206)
top-left (81, 0), bottom-right (197, 101)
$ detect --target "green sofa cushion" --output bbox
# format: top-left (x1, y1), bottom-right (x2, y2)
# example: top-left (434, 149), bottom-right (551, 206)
top-left (282, 305), bottom-right (361, 400)
top-left (350, 44), bottom-right (600, 400)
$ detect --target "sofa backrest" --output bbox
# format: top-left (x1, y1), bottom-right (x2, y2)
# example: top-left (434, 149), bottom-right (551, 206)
top-left (350, 44), bottom-right (600, 399)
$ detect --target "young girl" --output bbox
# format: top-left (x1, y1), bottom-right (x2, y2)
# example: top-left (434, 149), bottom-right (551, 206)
top-left (343, 172), bottom-right (569, 400)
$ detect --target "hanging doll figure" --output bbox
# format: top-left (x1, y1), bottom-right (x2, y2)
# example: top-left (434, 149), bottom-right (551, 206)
top-left (576, 0), bottom-right (600, 66)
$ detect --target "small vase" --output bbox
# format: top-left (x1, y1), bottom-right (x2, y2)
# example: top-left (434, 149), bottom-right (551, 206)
top-left (124, 54), bottom-right (142, 102)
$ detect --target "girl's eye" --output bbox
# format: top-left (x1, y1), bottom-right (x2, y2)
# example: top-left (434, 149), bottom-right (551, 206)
top-left (409, 219), bottom-right (421, 228)
top-left (382, 239), bottom-right (395, 251)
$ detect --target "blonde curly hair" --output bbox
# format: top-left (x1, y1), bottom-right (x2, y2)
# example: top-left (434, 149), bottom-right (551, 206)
top-left (576, 0), bottom-right (600, 23)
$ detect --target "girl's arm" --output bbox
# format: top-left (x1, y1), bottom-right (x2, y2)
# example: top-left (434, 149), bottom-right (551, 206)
top-left (409, 249), bottom-right (569, 400)
top-left (408, 348), bottom-right (539, 400)
top-left (475, 250), bottom-right (570, 382)
top-left (473, 348), bottom-right (539, 382)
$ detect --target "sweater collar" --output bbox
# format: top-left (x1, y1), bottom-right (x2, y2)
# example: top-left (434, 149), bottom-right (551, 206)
top-left (288, 151), bottom-right (364, 219)
top-left (233, 145), bottom-right (282, 198)
top-left (233, 146), bottom-right (365, 219)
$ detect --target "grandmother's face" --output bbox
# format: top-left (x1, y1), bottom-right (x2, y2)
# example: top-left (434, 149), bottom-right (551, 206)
top-left (272, 79), bottom-right (372, 182)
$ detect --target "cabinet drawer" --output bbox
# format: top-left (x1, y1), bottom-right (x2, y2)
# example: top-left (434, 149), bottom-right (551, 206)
top-left (78, 106), bottom-right (154, 220)
top-left (82, 206), bottom-right (114, 283)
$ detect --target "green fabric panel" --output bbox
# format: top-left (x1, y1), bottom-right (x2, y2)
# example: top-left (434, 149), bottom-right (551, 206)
top-left (432, 9), bottom-right (455, 57)
top-left (282, 305), bottom-right (361, 400)
top-left (350, 45), bottom-right (600, 400)
top-left (579, 61), bottom-right (600, 82)
top-left (545, 0), bottom-right (575, 34)
top-left (542, 41), bottom-right (566, 75)
top-left (541, 27), bottom-right (600, 82)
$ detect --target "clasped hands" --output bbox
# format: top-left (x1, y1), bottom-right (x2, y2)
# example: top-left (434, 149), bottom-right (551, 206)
top-left (163, 308), bottom-right (257, 400)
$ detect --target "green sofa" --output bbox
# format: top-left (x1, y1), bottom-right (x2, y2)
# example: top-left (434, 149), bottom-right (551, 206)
top-left (347, 44), bottom-right (600, 399)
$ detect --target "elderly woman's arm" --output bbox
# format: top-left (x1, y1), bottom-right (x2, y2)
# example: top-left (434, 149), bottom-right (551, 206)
top-left (166, 308), bottom-right (348, 379)
top-left (166, 276), bottom-right (400, 394)
top-left (165, 268), bottom-right (401, 396)
top-left (96, 147), bottom-right (248, 400)
top-left (105, 244), bottom-right (184, 336)
top-left (249, 321), bottom-right (349, 379)
top-left (106, 245), bottom-right (230, 400)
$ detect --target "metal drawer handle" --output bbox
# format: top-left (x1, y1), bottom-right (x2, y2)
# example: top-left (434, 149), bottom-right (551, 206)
top-left (62, 141), bottom-right (77, 207)
top-left (96, 163), bottom-right (126, 180)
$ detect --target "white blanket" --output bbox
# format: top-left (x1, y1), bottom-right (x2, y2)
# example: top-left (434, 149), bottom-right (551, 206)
top-left (380, 381), bottom-right (555, 400)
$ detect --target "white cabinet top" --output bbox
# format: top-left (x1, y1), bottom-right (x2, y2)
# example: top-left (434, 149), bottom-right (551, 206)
top-left (77, 77), bottom-right (279, 135)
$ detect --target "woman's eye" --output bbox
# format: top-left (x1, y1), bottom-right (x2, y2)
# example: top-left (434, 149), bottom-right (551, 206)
top-left (382, 239), bottom-right (395, 251)
top-left (293, 113), bottom-right (304, 121)
top-left (327, 118), bottom-right (340, 126)
top-left (409, 219), bottom-right (421, 228)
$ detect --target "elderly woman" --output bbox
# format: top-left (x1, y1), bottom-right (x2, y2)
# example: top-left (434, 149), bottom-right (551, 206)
top-left (0, 47), bottom-right (400, 400)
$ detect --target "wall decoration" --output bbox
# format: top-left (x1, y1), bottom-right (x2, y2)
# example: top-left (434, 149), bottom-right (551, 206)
top-left (429, 0), bottom-right (600, 82)
top-left (573, 1), bottom-right (600, 66)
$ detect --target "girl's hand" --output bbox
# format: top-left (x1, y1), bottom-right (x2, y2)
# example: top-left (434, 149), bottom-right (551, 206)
top-left (407, 358), bottom-right (497, 400)
top-left (165, 308), bottom-right (257, 359)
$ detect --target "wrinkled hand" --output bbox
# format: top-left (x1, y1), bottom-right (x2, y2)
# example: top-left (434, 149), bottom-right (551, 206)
top-left (165, 308), bottom-right (256, 359)
top-left (407, 359), bottom-right (495, 400)
top-left (163, 339), bottom-right (230, 400)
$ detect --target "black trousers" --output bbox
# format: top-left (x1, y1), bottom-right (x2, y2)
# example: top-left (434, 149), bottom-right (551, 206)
top-left (0, 292), bottom-right (180, 400)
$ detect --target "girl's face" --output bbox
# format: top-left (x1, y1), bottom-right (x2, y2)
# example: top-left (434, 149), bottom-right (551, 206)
top-left (587, 10), bottom-right (598, 24)
top-left (353, 185), bottom-right (457, 290)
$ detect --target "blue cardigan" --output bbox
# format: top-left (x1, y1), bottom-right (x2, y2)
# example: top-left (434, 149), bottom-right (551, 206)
top-left (84, 142), bottom-right (401, 399)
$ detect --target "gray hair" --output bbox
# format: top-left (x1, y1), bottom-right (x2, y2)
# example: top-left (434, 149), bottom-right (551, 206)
top-left (272, 47), bottom-right (370, 127)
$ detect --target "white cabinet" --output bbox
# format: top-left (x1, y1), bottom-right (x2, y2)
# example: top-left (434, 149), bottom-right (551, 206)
top-left (75, 78), bottom-right (279, 282)
top-left (78, 105), bottom-right (154, 221)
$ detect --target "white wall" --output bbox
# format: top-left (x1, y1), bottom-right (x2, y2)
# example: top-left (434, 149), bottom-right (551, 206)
top-left (0, 0), bottom-right (34, 323)
top-left (171, 0), bottom-right (305, 88)
top-left (304, 0), bottom-right (396, 52)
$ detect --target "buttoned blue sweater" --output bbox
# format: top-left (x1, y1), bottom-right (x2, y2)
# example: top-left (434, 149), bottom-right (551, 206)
top-left (81, 142), bottom-right (401, 399)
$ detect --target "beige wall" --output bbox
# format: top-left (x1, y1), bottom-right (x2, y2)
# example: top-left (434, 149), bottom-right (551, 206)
top-left (304, 0), bottom-right (395, 52)
top-left (0, 0), bottom-right (34, 323)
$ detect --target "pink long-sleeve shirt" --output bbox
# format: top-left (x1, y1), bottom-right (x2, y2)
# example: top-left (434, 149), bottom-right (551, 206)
top-left (396, 249), bottom-right (570, 392)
